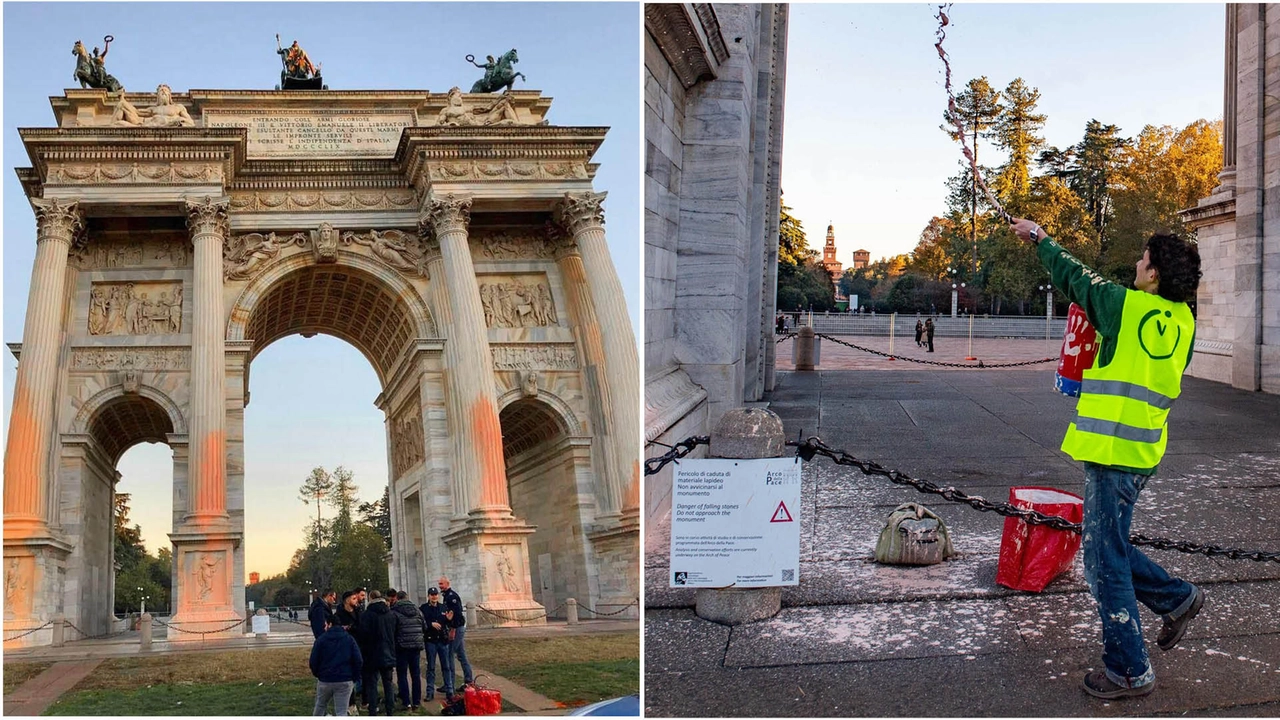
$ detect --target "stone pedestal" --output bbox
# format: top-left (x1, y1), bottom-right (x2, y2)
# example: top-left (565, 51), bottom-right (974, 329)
top-left (3, 539), bottom-right (72, 648)
top-left (166, 531), bottom-right (242, 640)
top-left (441, 523), bottom-right (544, 627)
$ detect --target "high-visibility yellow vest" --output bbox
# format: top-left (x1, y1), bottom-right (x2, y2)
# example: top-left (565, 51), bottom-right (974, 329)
top-left (1061, 289), bottom-right (1195, 470)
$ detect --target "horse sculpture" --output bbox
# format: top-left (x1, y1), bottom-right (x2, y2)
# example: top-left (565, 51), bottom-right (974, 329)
top-left (72, 37), bottom-right (123, 93)
top-left (468, 49), bottom-right (526, 94)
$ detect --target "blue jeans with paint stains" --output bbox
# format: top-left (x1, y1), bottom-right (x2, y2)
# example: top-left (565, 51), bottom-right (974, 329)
top-left (1082, 462), bottom-right (1197, 688)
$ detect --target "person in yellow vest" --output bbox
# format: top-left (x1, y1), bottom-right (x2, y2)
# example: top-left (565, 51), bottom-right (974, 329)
top-left (1010, 217), bottom-right (1204, 700)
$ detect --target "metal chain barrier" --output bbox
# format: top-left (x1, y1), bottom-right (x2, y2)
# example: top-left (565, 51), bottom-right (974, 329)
top-left (3, 620), bottom-right (52, 642)
top-left (152, 609), bottom-right (247, 632)
top-left (476, 601), bottom-right (566, 622)
top-left (577, 598), bottom-right (640, 617)
top-left (644, 435), bottom-right (1280, 563)
top-left (776, 332), bottom-right (793, 345)
top-left (644, 436), bottom-right (710, 476)
top-left (817, 332), bottom-right (1057, 369)
top-left (64, 619), bottom-right (133, 641)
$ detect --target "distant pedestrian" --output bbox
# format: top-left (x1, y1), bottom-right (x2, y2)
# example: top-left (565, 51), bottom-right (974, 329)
top-left (776, 315), bottom-right (785, 334)
top-left (391, 591), bottom-right (426, 711)
top-left (439, 576), bottom-right (474, 689)
top-left (421, 588), bottom-right (454, 700)
top-left (357, 590), bottom-right (397, 716)
top-left (914, 320), bottom-right (924, 348)
top-left (310, 616), bottom-right (363, 716)
top-left (925, 318), bottom-right (935, 353)
top-left (310, 589), bottom-right (337, 639)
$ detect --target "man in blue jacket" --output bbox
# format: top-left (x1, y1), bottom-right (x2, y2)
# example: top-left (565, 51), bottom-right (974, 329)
top-left (420, 587), bottom-right (455, 700)
top-left (439, 576), bottom-right (474, 688)
top-left (310, 615), bottom-right (363, 716)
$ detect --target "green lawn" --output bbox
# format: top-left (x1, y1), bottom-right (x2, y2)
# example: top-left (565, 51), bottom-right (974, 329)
top-left (40, 631), bottom-right (638, 714)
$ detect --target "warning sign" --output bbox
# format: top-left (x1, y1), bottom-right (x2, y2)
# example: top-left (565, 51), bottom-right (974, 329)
top-left (669, 457), bottom-right (801, 587)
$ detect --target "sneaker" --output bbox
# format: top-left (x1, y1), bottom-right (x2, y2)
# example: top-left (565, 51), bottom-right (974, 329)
top-left (1082, 671), bottom-right (1155, 700)
top-left (1158, 585), bottom-right (1205, 651)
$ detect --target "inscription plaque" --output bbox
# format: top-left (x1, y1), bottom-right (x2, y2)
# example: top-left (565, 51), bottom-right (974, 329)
top-left (204, 110), bottom-right (413, 158)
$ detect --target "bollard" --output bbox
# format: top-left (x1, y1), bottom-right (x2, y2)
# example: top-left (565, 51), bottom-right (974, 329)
top-left (139, 612), bottom-right (152, 650)
top-left (694, 407), bottom-right (785, 625)
top-left (465, 601), bottom-right (477, 628)
top-left (51, 615), bottom-right (65, 647)
top-left (566, 598), bottom-right (579, 625)
top-left (795, 326), bottom-right (816, 371)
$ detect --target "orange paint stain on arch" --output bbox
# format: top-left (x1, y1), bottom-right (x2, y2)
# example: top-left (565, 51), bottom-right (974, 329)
top-left (469, 396), bottom-right (509, 507)
top-left (3, 387), bottom-right (43, 526)
top-left (190, 429), bottom-right (227, 524)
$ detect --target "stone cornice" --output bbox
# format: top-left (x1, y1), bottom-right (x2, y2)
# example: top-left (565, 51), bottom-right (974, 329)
top-left (16, 127), bottom-right (245, 195)
top-left (1179, 192), bottom-right (1236, 231)
top-left (644, 366), bottom-right (709, 442)
top-left (646, 4), bottom-right (724, 89)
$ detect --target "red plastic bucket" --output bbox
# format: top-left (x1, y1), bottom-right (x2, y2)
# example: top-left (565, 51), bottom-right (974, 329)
top-left (1055, 303), bottom-right (1098, 397)
top-left (995, 486), bottom-right (1083, 592)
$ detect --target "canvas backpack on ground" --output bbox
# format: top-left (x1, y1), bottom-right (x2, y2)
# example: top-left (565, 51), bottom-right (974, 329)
top-left (874, 502), bottom-right (956, 566)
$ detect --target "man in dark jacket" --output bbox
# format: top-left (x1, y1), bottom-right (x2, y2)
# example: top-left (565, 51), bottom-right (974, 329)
top-left (309, 588), bottom-right (337, 639)
top-left (420, 587), bottom-right (454, 699)
top-left (439, 576), bottom-right (474, 687)
top-left (334, 590), bottom-right (364, 713)
top-left (310, 616), bottom-right (363, 716)
top-left (391, 591), bottom-right (426, 710)
top-left (357, 589), bottom-right (399, 715)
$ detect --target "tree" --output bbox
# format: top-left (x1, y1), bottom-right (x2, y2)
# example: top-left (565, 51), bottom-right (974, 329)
top-left (298, 467), bottom-right (334, 551)
top-left (1070, 119), bottom-right (1128, 260)
top-left (778, 201), bottom-right (813, 265)
top-left (358, 486), bottom-right (392, 551)
top-left (330, 524), bottom-right (391, 595)
top-left (328, 466), bottom-right (359, 541)
top-left (907, 217), bottom-right (954, 280)
top-left (992, 78), bottom-right (1047, 215)
top-left (943, 77), bottom-right (1003, 268)
top-left (113, 492), bottom-right (146, 569)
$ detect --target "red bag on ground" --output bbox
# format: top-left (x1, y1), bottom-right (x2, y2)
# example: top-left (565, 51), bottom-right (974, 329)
top-left (995, 487), bottom-right (1084, 592)
top-left (464, 677), bottom-right (502, 716)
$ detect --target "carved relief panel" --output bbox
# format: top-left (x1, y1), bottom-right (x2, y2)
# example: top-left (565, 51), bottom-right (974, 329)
top-left (490, 343), bottom-right (578, 371)
top-left (470, 229), bottom-right (557, 261)
top-left (3, 555), bottom-right (34, 620)
top-left (183, 550), bottom-right (229, 608)
top-left (484, 543), bottom-right (529, 598)
top-left (479, 276), bottom-right (557, 329)
top-left (71, 348), bottom-right (190, 371)
top-left (73, 238), bottom-right (190, 270)
top-left (391, 402), bottom-right (425, 479)
top-left (88, 282), bottom-right (183, 336)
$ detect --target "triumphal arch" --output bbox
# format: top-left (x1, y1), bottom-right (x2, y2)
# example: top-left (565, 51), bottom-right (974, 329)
top-left (3, 84), bottom-right (639, 645)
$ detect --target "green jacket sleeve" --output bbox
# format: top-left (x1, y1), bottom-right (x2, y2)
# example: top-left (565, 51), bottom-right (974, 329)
top-left (1035, 237), bottom-right (1127, 339)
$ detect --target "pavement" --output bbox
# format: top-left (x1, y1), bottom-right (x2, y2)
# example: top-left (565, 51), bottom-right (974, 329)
top-left (645, 360), bottom-right (1280, 716)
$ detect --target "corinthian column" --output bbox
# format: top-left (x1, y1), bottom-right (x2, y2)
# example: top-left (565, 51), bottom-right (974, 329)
top-left (3, 199), bottom-right (83, 538)
top-left (421, 194), bottom-right (513, 519)
top-left (184, 197), bottom-right (230, 526)
top-left (554, 191), bottom-right (640, 520)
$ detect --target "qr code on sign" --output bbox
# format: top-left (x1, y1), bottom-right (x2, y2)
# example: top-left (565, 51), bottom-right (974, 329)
top-left (782, 569), bottom-right (795, 581)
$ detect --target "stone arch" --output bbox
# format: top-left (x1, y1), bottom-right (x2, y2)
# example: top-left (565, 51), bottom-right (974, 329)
top-left (498, 394), bottom-right (594, 618)
top-left (71, 383), bottom-right (187, 442)
top-left (496, 387), bottom-right (587, 439)
top-left (225, 249), bottom-right (438, 386)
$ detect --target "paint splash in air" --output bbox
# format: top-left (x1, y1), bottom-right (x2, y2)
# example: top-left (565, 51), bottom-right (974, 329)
top-left (934, 4), bottom-right (1011, 223)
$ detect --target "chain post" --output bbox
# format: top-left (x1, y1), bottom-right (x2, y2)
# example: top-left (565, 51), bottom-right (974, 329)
top-left (795, 326), bottom-right (816, 371)
top-left (566, 597), bottom-right (579, 625)
top-left (695, 408), bottom-right (787, 626)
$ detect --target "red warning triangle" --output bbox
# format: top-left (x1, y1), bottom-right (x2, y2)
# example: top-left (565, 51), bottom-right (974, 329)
top-left (770, 501), bottom-right (793, 523)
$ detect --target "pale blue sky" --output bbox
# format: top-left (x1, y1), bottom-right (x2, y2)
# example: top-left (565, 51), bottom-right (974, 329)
top-left (783, 3), bottom-right (1224, 265)
top-left (2, 2), bottom-right (641, 579)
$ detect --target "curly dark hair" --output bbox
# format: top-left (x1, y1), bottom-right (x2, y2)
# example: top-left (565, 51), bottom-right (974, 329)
top-left (1145, 234), bottom-right (1201, 304)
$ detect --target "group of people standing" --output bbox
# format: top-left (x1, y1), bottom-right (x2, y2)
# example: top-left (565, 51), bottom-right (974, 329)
top-left (308, 577), bottom-right (474, 716)
top-left (914, 318), bottom-right (935, 352)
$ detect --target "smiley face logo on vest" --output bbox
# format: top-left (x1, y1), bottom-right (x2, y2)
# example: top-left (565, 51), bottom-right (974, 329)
top-left (1137, 309), bottom-right (1181, 360)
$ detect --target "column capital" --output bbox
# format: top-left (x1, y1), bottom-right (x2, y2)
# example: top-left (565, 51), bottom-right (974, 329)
top-left (31, 198), bottom-right (84, 245)
top-left (554, 191), bottom-right (608, 237)
top-left (423, 193), bottom-right (473, 236)
top-left (185, 196), bottom-right (229, 238)
top-left (545, 220), bottom-right (580, 260)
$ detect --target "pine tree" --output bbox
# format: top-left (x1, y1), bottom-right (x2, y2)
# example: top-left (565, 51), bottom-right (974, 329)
top-left (1070, 119), bottom-right (1128, 260)
top-left (328, 466), bottom-right (359, 542)
top-left (942, 77), bottom-right (1003, 271)
top-left (992, 78), bottom-right (1047, 214)
top-left (298, 467), bottom-right (334, 551)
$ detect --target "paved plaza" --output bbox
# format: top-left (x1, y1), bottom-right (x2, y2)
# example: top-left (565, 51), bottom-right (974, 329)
top-left (645, 357), bottom-right (1280, 716)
